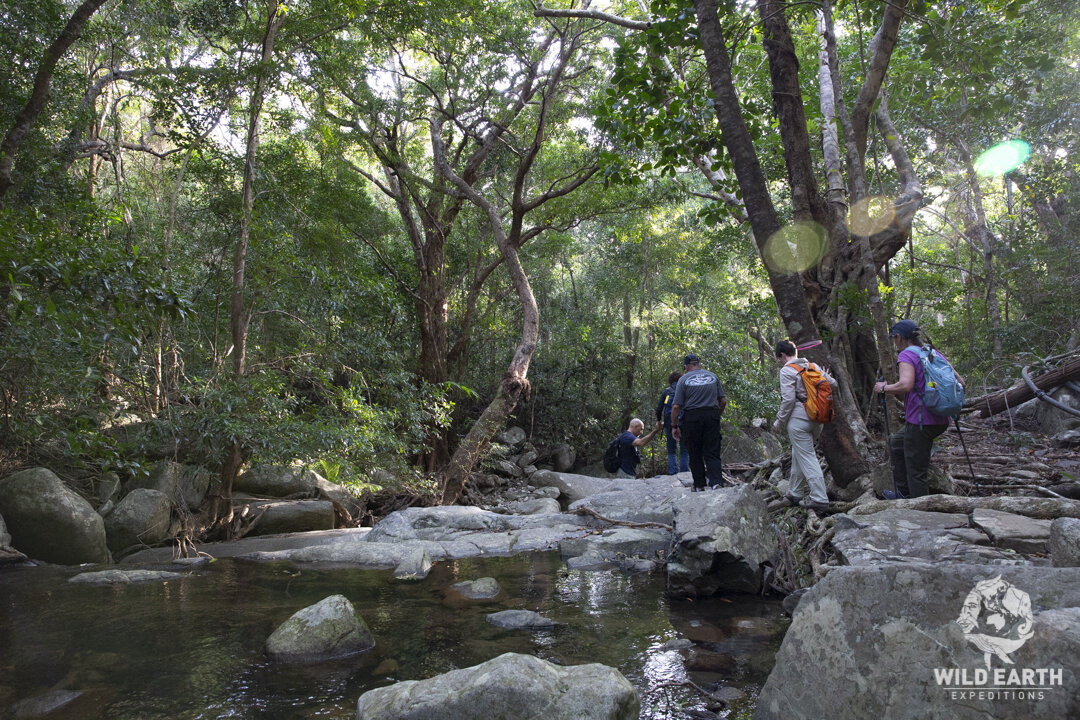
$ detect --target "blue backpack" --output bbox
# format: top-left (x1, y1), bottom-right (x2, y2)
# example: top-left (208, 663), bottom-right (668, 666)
top-left (916, 346), bottom-right (964, 419)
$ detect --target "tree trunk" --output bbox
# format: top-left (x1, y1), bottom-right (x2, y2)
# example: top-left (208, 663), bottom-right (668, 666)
top-left (957, 139), bottom-right (1002, 357)
top-left (220, 2), bottom-right (283, 521)
top-left (0, 0), bottom-right (108, 204)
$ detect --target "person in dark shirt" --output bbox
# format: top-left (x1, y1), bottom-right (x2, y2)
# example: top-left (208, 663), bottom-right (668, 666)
top-left (656, 371), bottom-right (689, 475)
top-left (671, 353), bottom-right (728, 491)
top-left (616, 418), bottom-right (662, 478)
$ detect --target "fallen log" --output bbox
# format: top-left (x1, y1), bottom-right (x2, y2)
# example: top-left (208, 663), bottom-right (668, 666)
top-left (965, 356), bottom-right (1080, 417)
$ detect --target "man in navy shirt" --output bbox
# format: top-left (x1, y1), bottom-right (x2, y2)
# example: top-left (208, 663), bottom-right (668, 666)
top-left (616, 418), bottom-right (663, 478)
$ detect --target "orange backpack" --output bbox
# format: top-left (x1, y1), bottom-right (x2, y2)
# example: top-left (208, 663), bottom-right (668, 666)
top-left (787, 362), bottom-right (834, 423)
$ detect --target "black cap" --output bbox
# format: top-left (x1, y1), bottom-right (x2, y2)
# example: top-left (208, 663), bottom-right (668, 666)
top-left (683, 353), bottom-right (700, 365)
top-left (888, 319), bottom-right (919, 339)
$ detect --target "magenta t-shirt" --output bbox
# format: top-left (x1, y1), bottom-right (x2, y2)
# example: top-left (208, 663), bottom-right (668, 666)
top-left (898, 347), bottom-right (950, 426)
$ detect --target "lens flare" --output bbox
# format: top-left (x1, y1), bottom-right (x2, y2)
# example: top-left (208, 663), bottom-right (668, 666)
top-left (847, 195), bottom-right (896, 237)
top-left (974, 140), bottom-right (1031, 177)
top-left (763, 221), bottom-right (828, 273)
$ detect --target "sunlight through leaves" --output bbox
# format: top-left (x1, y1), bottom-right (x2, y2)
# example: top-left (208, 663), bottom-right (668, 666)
top-left (763, 221), bottom-right (828, 273)
top-left (974, 140), bottom-right (1031, 177)
top-left (847, 195), bottom-right (895, 236)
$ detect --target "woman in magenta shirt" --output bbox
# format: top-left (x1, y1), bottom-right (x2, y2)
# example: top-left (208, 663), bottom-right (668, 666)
top-left (873, 320), bottom-right (964, 499)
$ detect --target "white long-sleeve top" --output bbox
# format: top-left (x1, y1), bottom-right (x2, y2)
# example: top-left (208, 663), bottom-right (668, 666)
top-left (776, 357), bottom-right (835, 427)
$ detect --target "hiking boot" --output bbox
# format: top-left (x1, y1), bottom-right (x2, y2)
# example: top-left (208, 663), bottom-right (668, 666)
top-left (882, 490), bottom-right (908, 500)
top-left (801, 499), bottom-right (830, 512)
top-left (784, 492), bottom-right (803, 505)
top-left (691, 485), bottom-right (706, 492)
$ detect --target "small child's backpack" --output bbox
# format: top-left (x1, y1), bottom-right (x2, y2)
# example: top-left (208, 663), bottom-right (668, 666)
top-left (787, 362), bottom-right (834, 423)
top-left (602, 435), bottom-right (622, 473)
top-left (916, 346), bottom-right (965, 418)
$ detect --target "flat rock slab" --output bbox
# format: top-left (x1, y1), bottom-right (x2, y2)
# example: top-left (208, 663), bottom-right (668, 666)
top-left (68, 569), bottom-right (186, 585)
top-left (121, 527), bottom-right (372, 564)
top-left (971, 508), bottom-right (1052, 554)
top-left (756, 563), bottom-right (1080, 720)
top-left (830, 511), bottom-right (1024, 566)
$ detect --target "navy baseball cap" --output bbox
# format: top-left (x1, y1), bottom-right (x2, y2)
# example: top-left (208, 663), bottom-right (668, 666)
top-left (683, 353), bottom-right (701, 365)
top-left (888, 320), bottom-right (919, 339)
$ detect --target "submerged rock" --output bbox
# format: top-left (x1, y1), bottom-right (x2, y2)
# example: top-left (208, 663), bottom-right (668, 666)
top-left (486, 609), bottom-right (561, 630)
top-left (265, 594), bottom-right (374, 662)
top-left (450, 577), bottom-right (501, 600)
top-left (68, 569), bottom-right (185, 584)
top-left (354, 652), bottom-right (638, 720)
top-left (10, 689), bottom-right (82, 718)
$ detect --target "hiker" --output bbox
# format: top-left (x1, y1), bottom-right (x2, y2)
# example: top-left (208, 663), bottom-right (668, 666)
top-left (671, 353), bottom-right (727, 492)
top-left (771, 340), bottom-right (832, 511)
top-left (874, 319), bottom-right (965, 499)
top-left (615, 418), bottom-right (663, 478)
top-left (656, 371), bottom-right (689, 475)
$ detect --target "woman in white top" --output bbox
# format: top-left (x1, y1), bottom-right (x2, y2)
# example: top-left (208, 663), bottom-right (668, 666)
top-left (771, 340), bottom-right (833, 511)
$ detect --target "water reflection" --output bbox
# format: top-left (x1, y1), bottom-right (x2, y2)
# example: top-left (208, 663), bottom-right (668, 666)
top-left (0, 553), bottom-right (786, 719)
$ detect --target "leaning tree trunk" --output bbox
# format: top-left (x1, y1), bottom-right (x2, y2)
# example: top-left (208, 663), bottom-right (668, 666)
top-left (432, 121), bottom-right (539, 505)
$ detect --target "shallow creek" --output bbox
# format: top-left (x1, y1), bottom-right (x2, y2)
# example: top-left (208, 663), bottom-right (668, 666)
top-left (0, 552), bottom-right (786, 719)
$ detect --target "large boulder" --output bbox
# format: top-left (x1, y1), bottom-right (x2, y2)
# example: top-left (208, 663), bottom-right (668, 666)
top-left (354, 652), bottom-right (639, 720)
top-left (236, 465), bottom-right (363, 517)
top-left (496, 426), bottom-right (528, 448)
top-left (235, 499), bottom-right (336, 536)
top-left (551, 443), bottom-right (576, 473)
top-left (1035, 386), bottom-right (1080, 436)
top-left (0, 468), bottom-right (109, 565)
top-left (1051, 517), bottom-right (1080, 567)
top-left (126, 461), bottom-right (209, 509)
top-left (104, 488), bottom-right (173, 552)
top-left (667, 485), bottom-right (778, 596)
top-left (756, 564), bottom-right (1080, 720)
top-left (528, 470), bottom-right (615, 504)
top-left (869, 463), bottom-right (954, 496)
top-left (568, 483), bottom-right (679, 526)
top-left (235, 464), bottom-right (321, 496)
top-left (722, 433), bottom-right (776, 465)
top-left (265, 594), bottom-right (374, 662)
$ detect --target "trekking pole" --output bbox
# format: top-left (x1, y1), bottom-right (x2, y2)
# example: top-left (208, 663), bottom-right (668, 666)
top-left (878, 376), bottom-right (890, 439)
top-left (953, 416), bottom-right (977, 496)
